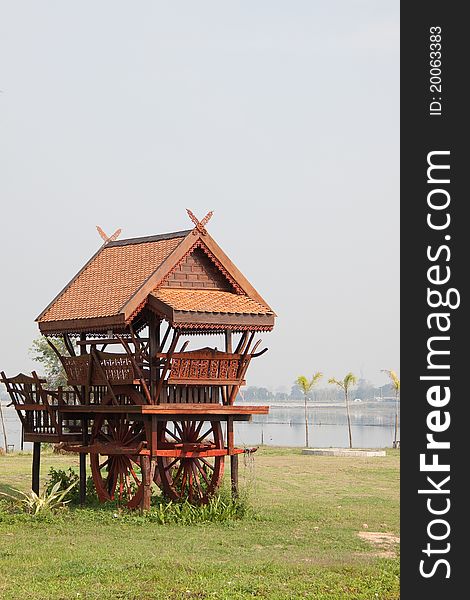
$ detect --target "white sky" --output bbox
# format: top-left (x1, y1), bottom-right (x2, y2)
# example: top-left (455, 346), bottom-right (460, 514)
top-left (0, 1), bottom-right (399, 390)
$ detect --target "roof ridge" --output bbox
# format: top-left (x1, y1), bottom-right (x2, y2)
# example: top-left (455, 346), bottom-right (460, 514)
top-left (107, 230), bottom-right (192, 247)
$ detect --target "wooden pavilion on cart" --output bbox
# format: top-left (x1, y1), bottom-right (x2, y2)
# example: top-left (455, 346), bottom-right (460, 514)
top-left (1, 211), bottom-right (275, 509)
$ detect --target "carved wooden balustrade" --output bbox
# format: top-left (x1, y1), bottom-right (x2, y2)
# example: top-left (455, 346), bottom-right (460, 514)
top-left (156, 348), bottom-right (254, 405)
top-left (51, 341), bottom-right (263, 407)
top-left (61, 352), bottom-right (143, 387)
top-left (0, 372), bottom-right (83, 442)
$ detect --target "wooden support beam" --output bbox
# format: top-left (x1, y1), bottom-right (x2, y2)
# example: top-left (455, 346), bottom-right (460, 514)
top-left (32, 442), bottom-right (41, 494)
top-left (80, 334), bottom-right (87, 505)
top-left (79, 453), bottom-right (87, 505)
top-left (227, 416), bottom-right (234, 453)
top-left (79, 416), bottom-right (88, 505)
top-left (230, 454), bottom-right (239, 500)
top-left (151, 415), bottom-right (158, 455)
top-left (140, 454), bottom-right (152, 512)
top-left (148, 312), bottom-right (160, 403)
top-left (224, 330), bottom-right (233, 353)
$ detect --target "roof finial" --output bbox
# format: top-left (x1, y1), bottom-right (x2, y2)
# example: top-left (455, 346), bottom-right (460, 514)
top-left (186, 209), bottom-right (214, 235)
top-left (96, 226), bottom-right (122, 245)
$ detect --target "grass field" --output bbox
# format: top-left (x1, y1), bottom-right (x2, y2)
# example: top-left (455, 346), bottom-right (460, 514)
top-left (0, 447), bottom-right (399, 600)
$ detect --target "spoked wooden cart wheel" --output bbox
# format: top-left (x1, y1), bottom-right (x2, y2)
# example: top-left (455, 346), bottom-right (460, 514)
top-left (89, 386), bottom-right (149, 509)
top-left (157, 420), bottom-right (225, 504)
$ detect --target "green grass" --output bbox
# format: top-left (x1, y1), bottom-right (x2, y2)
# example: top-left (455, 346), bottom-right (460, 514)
top-left (0, 447), bottom-right (399, 599)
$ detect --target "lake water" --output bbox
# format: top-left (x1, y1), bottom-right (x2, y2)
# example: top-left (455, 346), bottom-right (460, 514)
top-left (1, 401), bottom-right (399, 451)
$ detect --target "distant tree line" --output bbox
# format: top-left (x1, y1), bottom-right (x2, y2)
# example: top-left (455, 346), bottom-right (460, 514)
top-left (238, 379), bottom-right (397, 403)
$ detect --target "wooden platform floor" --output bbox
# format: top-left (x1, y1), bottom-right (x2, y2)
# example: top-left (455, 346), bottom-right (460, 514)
top-left (58, 403), bottom-right (269, 417)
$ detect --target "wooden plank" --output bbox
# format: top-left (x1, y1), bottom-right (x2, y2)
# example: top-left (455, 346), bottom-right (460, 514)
top-left (23, 433), bottom-right (83, 443)
top-left (58, 403), bottom-right (269, 415)
top-left (58, 405), bottom-right (141, 414)
top-left (152, 447), bottom-right (246, 458)
top-left (146, 414), bottom-right (253, 423)
top-left (142, 404), bottom-right (268, 414)
top-left (64, 442), bottom-right (144, 455)
top-left (152, 449), bottom-right (230, 458)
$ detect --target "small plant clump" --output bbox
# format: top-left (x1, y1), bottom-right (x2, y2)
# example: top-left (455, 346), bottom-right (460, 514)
top-left (0, 480), bottom-right (78, 515)
top-left (146, 490), bottom-right (250, 525)
top-left (45, 466), bottom-right (97, 504)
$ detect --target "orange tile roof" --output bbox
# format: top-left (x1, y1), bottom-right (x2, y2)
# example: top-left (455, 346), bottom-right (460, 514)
top-left (151, 289), bottom-right (273, 315)
top-left (39, 233), bottom-right (187, 322)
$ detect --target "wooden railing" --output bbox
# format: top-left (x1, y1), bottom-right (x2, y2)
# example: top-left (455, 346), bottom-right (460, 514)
top-left (0, 372), bottom-right (84, 438)
top-left (61, 352), bottom-right (141, 387)
top-left (158, 383), bottom-right (223, 404)
top-left (164, 350), bottom-right (244, 386)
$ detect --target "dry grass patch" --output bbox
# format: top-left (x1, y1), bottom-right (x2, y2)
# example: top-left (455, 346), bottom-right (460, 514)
top-left (357, 531), bottom-right (400, 558)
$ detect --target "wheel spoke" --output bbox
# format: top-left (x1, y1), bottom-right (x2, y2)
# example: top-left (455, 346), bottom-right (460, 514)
top-left (200, 457), bottom-right (214, 471)
top-left (99, 457), bottom-right (110, 469)
top-left (196, 427), bottom-right (214, 443)
top-left (172, 460), bottom-right (185, 484)
top-left (164, 458), bottom-right (179, 472)
top-left (174, 422), bottom-right (184, 439)
top-left (129, 465), bottom-right (141, 484)
top-left (108, 460), bottom-right (118, 497)
top-left (125, 429), bottom-right (143, 445)
top-left (164, 428), bottom-right (179, 442)
top-left (188, 467), bottom-right (193, 503)
top-left (181, 462), bottom-right (188, 492)
top-left (191, 462), bottom-right (204, 499)
top-left (194, 458), bottom-right (211, 486)
top-left (119, 471), bottom-right (124, 500)
top-left (193, 421), bottom-right (204, 439)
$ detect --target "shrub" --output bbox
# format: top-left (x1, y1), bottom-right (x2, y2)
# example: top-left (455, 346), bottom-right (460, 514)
top-left (0, 480), bottom-right (78, 515)
top-left (45, 467), bottom-right (97, 504)
top-left (45, 467), bottom-right (80, 503)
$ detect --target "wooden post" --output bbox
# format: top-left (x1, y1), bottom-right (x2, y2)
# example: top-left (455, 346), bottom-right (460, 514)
top-left (79, 334), bottom-right (87, 505)
top-left (0, 400), bottom-right (7, 452)
top-left (32, 442), bottom-right (41, 494)
top-left (227, 415), bottom-right (238, 498)
top-left (224, 330), bottom-right (233, 353)
top-left (230, 455), bottom-right (239, 500)
top-left (225, 330), bottom-right (233, 405)
top-left (140, 454), bottom-right (152, 512)
top-left (79, 433), bottom-right (87, 505)
top-left (148, 312), bottom-right (160, 403)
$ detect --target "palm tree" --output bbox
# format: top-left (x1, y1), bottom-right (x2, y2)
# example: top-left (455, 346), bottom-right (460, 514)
top-left (295, 373), bottom-right (323, 447)
top-left (382, 370), bottom-right (400, 448)
top-left (328, 372), bottom-right (357, 448)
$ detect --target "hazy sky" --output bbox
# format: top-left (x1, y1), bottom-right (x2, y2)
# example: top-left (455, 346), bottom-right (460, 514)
top-left (0, 1), bottom-right (399, 391)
